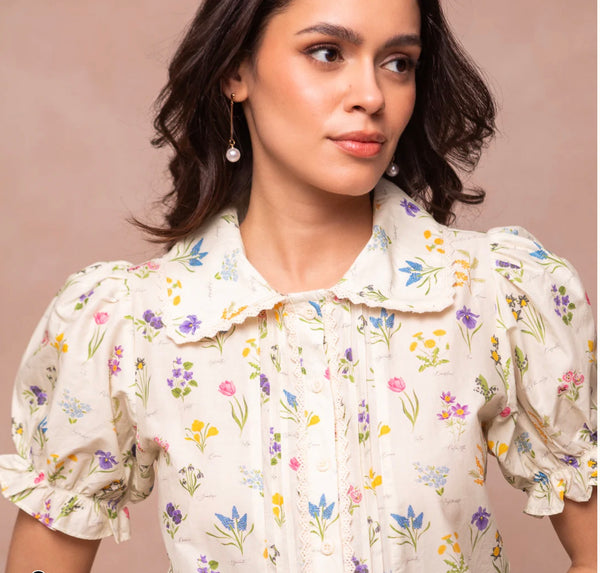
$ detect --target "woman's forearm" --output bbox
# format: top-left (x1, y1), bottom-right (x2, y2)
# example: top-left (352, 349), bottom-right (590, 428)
top-left (6, 509), bottom-right (101, 573)
top-left (549, 488), bottom-right (597, 571)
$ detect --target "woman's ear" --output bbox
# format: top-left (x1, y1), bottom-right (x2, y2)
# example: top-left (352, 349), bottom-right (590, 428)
top-left (221, 59), bottom-right (251, 102)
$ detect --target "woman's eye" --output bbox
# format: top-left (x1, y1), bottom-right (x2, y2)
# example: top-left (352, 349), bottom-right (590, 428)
top-left (307, 46), bottom-right (342, 64)
top-left (383, 57), bottom-right (417, 74)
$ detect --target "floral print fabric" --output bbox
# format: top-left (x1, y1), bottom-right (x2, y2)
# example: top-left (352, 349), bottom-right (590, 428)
top-left (0, 180), bottom-right (596, 573)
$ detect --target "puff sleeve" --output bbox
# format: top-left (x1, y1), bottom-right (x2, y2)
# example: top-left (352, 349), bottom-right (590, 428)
top-left (486, 228), bottom-right (597, 516)
top-left (0, 262), bottom-right (155, 542)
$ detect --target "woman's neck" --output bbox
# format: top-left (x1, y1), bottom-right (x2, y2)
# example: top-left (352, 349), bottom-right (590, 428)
top-left (240, 183), bottom-right (373, 294)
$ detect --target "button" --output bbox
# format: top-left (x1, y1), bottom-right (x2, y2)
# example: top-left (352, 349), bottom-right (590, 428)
top-left (311, 379), bottom-right (324, 393)
top-left (317, 458), bottom-right (330, 472)
top-left (320, 540), bottom-right (334, 555)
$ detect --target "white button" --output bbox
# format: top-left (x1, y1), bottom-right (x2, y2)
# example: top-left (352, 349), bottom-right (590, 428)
top-left (311, 379), bottom-right (324, 393)
top-left (320, 540), bottom-right (334, 555)
top-left (317, 458), bottom-right (330, 472)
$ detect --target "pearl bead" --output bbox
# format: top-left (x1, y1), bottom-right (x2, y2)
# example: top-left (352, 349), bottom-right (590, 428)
top-left (226, 146), bottom-right (241, 163)
top-left (386, 162), bottom-right (399, 177)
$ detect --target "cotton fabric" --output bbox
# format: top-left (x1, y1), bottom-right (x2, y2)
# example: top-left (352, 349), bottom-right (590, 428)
top-left (0, 180), bottom-right (596, 573)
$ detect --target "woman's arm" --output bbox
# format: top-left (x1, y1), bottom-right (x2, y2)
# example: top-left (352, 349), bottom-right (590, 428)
top-left (549, 488), bottom-right (597, 573)
top-left (6, 509), bottom-right (101, 573)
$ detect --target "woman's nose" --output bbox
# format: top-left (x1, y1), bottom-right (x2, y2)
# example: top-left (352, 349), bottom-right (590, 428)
top-left (342, 61), bottom-right (385, 115)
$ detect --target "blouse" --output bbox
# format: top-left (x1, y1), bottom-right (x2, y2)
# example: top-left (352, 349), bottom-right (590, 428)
top-left (0, 180), bottom-right (596, 573)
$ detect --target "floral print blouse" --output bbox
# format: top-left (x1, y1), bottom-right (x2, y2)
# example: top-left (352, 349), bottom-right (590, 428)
top-left (0, 180), bottom-right (596, 573)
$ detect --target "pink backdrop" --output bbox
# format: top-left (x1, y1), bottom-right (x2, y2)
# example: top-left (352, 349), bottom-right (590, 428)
top-left (0, 1), bottom-right (596, 571)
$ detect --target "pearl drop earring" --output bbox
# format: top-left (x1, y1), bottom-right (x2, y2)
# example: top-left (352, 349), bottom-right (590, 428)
top-left (226, 93), bottom-right (241, 163)
top-left (385, 159), bottom-right (399, 177)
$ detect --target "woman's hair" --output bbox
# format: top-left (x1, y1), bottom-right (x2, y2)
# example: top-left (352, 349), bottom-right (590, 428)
top-left (137, 0), bottom-right (496, 244)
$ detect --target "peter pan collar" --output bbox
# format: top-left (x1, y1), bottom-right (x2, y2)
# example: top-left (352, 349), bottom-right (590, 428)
top-left (160, 179), bottom-right (455, 343)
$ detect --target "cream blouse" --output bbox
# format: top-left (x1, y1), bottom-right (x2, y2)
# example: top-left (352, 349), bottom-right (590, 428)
top-left (0, 180), bottom-right (596, 573)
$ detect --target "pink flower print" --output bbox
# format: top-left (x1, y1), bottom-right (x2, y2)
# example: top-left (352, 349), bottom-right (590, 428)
top-left (562, 371), bottom-right (574, 383)
top-left (499, 407), bottom-right (511, 418)
top-left (34, 472), bottom-right (45, 484)
top-left (347, 485), bottom-right (363, 504)
top-left (289, 457), bottom-right (300, 471)
top-left (147, 261), bottom-right (160, 271)
top-left (94, 311), bottom-right (109, 325)
top-left (123, 507), bottom-right (130, 519)
top-left (388, 377), bottom-right (406, 393)
top-left (325, 368), bottom-right (331, 380)
top-left (154, 436), bottom-right (170, 452)
top-left (557, 383), bottom-right (570, 395)
top-left (219, 380), bottom-right (236, 396)
top-left (574, 373), bottom-right (585, 386)
top-left (451, 403), bottom-right (470, 419)
top-left (440, 391), bottom-right (455, 404)
top-left (585, 291), bottom-right (591, 306)
top-left (41, 330), bottom-right (50, 346)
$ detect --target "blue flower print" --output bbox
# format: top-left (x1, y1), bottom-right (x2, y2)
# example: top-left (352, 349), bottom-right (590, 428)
top-left (389, 505), bottom-right (430, 551)
top-left (533, 471), bottom-right (549, 486)
top-left (308, 494), bottom-right (338, 540)
top-left (215, 249), bottom-right (240, 281)
top-left (283, 389), bottom-right (297, 409)
top-left (190, 239), bottom-right (209, 267)
top-left (400, 198), bottom-right (420, 217)
top-left (369, 309), bottom-right (401, 348)
top-left (529, 242), bottom-right (548, 260)
top-left (398, 257), bottom-right (444, 294)
top-left (367, 225), bottom-right (391, 252)
top-left (399, 260), bottom-right (423, 286)
top-left (308, 300), bottom-right (322, 317)
top-left (208, 506), bottom-right (254, 554)
top-left (59, 390), bottom-right (91, 424)
top-left (179, 315), bottom-right (202, 335)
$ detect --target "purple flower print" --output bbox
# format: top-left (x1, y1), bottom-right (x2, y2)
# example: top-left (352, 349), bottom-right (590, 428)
top-left (30, 386), bottom-right (48, 406)
top-left (440, 391), bottom-right (455, 405)
top-left (351, 556), bottom-right (369, 573)
top-left (179, 314), bottom-right (201, 335)
top-left (259, 374), bottom-right (270, 396)
top-left (345, 348), bottom-right (353, 362)
top-left (168, 358), bottom-right (197, 399)
top-left (451, 403), bottom-right (470, 419)
top-left (471, 507), bottom-right (491, 531)
top-left (143, 310), bottom-right (164, 329)
top-left (167, 502), bottom-right (183, 524)
top-left (561, 455), bottom-right (579, 468)
top-left (95, 450), bottom-right (118, 470)
top-left (456, 306), bottom-right (479, 329)
top-left (108, 358), bottom-right (121, 376)
top-left (400, 198), bottom-right (420, 217)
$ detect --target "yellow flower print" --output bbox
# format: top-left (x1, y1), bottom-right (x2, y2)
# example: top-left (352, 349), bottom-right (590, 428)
top-left (221, 303), bottom-right (248, 320)
top-left (424, 230), bottom-right (445, 254)
top-left (557, 479), bottom-right (566, 500)
top-left (185, 419), bottom-right (218, 453)
top-left (587, 339), bottom-right (596, 364)
top-left (437, 533), bottom-right (464, 568)
top-left (51, 333), bottom-right (68, 354)
top-left (487, 440), bottom-right (508, 458)
top-left (272, 493), bottom-right (285, 526)
top-left (410, 330), bottom-right (450, 371)
top-left (166, 277), bottom-right (182, 306)
top-left (364, 468), bottom-right (382, 492)
top-left (378, 424), bottom-right (391, 437)
top-left (469, 443), bottom-right (485, 486)
top-left (273, 302), bottom-right (288, 329)
top-left (305, 411), bottom-right (320, 427)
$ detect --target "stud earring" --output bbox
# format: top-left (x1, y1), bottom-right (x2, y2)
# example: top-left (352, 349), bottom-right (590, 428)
top-left (225, 93), bottom-right (241, 163)
top-left (385, 159), bottom-right (399, 177)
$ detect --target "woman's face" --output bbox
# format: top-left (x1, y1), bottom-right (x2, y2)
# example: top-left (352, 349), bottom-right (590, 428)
top-left (229, 0), bottom-right (421, 198)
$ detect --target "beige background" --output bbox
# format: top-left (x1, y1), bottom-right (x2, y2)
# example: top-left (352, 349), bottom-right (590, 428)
top-left (0, 1), bottom-right (596, 571)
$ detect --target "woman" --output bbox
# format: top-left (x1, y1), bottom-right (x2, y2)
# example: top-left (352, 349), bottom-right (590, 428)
top-left (2, 0), bottom-right (596, 572)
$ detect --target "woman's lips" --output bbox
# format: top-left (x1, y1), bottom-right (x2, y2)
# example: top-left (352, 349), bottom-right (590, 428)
top-left (329, 132), bottom-right (386, 158)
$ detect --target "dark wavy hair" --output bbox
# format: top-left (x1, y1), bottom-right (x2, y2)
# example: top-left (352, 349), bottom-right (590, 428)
top-left (136, 0), bottom-right (496, 243)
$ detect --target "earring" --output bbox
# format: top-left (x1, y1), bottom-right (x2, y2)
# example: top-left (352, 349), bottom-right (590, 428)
top-left (225, 93), bottom-right (241, 163)
top-left (385, 159), bottom-right (399, 177)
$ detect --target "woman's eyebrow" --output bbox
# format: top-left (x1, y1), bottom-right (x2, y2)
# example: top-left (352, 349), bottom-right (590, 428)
top-left (296, 23), bottom-right (421, 49)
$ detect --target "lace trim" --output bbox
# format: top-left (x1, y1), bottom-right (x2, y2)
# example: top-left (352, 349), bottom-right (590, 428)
top-left (323, 295), bottom-right (354, 573)
top-left (283, 300), bottom-right (312, 573)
